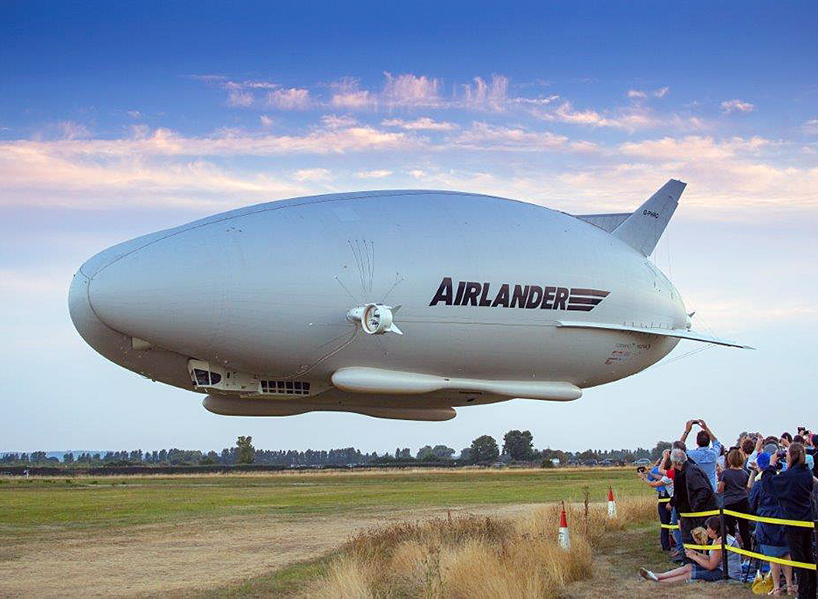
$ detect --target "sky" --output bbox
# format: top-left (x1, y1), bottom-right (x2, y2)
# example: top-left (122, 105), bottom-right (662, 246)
top-left (1, 1), bottom-right (816, 455)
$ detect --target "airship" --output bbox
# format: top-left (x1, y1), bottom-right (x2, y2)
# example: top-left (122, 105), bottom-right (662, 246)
top-left (69, 180), bottom-right (750, 421)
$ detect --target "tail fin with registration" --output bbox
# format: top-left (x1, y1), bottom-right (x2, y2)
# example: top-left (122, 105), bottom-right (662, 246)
top-left (611, 179), bottom-right (686, 257)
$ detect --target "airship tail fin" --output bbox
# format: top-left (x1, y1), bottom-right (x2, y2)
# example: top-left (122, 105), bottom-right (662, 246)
top-left (611, 179), bottom-right (686, 256)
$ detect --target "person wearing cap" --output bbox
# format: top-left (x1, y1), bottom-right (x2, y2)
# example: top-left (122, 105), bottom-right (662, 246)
top-left (749, 451), bottom-right (795, 596)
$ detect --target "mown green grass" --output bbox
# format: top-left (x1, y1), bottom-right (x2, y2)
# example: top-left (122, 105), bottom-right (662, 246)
top-left (0, 468), bottom-right (651, 534)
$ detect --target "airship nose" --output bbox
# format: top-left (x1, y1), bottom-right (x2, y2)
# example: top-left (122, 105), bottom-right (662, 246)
top-left (68, 253), bottom-right (136, 363)
top-left (74, 230), bottom-right (229, 359)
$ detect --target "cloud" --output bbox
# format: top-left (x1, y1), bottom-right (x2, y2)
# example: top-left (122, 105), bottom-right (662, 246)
top-left (382, 72), bottom-right (442, 108)
top-left (127, 110), bottom-right (142, 119)
top-left (721, 99), bottom-right (755, 114)
top-left (803, 118), bottom-right (818, 134)
top-left (259, 115), bottom-right (274, 127)
top-left (451, 122), bottom-right (570, 151)
top-left (292, 168), bottom-right (331, 182)
top-left (628, 87), bottom-right (669, 100)
top-left (618, 135), bottom-right (767, 161)
top-left (535, 101), bottom-right (658, 132)
top-left (330, 78), bottom-right (376, 109)
top-left (460, 75), bottom-right (509, 111)
top-left (355, 169), bottom-right (393, 178)
top-left (194, 77), bottom-right (282, 108)
top-left (557, 135), bottom-right (818, 214)
top-left (0, 123), bottom-right (424, 209)
top-left (46, 121), bottom-right (92, 141)
top-left (227, 89), bottom-right (254, 107)
top-left (2, 124), bottom-right (420, 160)
top-left (381, 117), bottom-right (456, 131)
top-left (266, 88), bottom-right (312, 110)
top-left (321, 114), bottom-right (358, 129)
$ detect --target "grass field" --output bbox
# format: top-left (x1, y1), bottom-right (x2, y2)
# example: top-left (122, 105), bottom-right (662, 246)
top-left (0, 468), bottom-right (752, 597)
top-left (0, 467), bottom-right (651, 533)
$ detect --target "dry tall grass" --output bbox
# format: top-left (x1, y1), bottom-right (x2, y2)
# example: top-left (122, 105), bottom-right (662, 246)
top-left (309, 496), bottom-right (655, 598)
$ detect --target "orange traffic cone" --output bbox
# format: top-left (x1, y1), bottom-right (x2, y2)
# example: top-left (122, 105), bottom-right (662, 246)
top-left (607, 486), bottom-right (617, 519)
top-left (558, 501), bottom-right (570, 549)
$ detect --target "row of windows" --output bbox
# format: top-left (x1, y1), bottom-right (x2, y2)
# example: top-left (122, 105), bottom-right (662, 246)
top-left (260, 380), bottom-right (311, 395)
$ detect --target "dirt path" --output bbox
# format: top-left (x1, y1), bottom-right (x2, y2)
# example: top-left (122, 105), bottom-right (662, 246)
top-left (0, 503), bottom-right (537, 598)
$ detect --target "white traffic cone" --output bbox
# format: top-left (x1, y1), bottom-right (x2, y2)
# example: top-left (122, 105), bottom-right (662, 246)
top-left (558, 502), bottom-right (570, 550)
top-left (607, 487), bottom-right (617, 519)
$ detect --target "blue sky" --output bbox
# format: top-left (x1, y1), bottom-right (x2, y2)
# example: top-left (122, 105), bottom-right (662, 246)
top-left (1, 1), bottom-right (816, 454)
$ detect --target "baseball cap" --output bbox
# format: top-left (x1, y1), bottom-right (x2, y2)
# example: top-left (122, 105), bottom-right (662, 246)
top-left (756, 452), bottom-right (771, 470)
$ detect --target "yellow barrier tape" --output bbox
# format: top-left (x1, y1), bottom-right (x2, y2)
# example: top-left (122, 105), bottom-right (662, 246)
top-left (682, 543), bottom-right (816, 570)
top-left (658, 497), bottom-right (671, 503)
top-left (724, 545), bottom-right (817, 571)
top-left (682, 542), bottom-right (817, 571)
top-left (678, 510), bottom-right (721, 518)
top-left (722, 509), bottom-right (815, 529)
top-left (660, 524), bottom-right (679, 529)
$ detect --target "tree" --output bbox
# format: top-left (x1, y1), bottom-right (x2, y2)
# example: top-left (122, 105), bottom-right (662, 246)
top-left (236, 436), bottom-right (255, 464)
top-left (650, 441), bottom-right (672, 461)
top-left (502, 430), bottom-right (534, 461)
top-left (63, 452), bottom-right (74, 464)
top-left (432, 445), bottom-right (455, 460)
top-left (459, 447), bottom-right (472, 462)
top-left (469, 435), bottom-right (500, 463)
top-left (416, 445), bottom-right (435, 461)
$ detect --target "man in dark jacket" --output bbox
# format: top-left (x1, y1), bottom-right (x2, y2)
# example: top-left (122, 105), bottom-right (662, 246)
top-left (670, 448), bottom-right (718, 544)
top-left (768, 444), bottom-right (816, 599)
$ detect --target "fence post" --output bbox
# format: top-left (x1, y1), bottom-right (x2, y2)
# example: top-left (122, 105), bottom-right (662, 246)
top-left (720, 506), bottom-right (728, 581)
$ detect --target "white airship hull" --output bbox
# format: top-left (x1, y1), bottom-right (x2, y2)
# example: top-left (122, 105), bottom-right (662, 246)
top-left (69, 185), bottom-right (744, 420)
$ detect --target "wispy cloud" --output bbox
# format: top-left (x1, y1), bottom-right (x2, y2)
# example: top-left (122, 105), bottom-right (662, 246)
top-left (355, 169), bottom-right (393, 178)
top-left (292, 168), bottom-right (331, 182)
top-left (460, 75), bottom-right (509, 111)
top-left (266, 88), bottom-right (312, 110)
top-left (330, 78), bottom-right (376, 109)
top-left (721, 99), bottom-right (755, 114)
top-left (382, 72), bottom-right (443, 108)
top-left (535, 101), bottom-right (658, 132)
top-left (382, 117), bottom-right (456, 131)
top-left (803, 118), bottom-right (818, 134)
top-left (450, 122), bottom-right (572, 151)
top-left (628, 86), bottom-right (670, 99)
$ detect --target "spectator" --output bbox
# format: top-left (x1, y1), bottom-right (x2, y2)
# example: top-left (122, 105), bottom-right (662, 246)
top-left (809, 435), bottom-right (818, 479)
top-left (639, 450), bottom-right (673, 552)
top-left (638, 515), bottom-right (742, 583)
top-left (662, 449), bottom-right (684, 561)
top-left (669, 448), bottom-right (718, 546)
top-left (749, 451), bottom-right (795, 596)
top-left (767, 442), bottom-right (815, 598)
top-left (681, 419), bottom-right (722, 490)
top-left (719, 448), bottom-right (751, 551)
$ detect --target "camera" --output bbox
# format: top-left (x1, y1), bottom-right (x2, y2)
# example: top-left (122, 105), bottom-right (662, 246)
top-left (636, 466), bottom-right (647, 473)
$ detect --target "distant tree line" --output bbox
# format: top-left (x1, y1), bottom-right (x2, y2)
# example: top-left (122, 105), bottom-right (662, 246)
top-left (0, 433), bottom-right (672, 468)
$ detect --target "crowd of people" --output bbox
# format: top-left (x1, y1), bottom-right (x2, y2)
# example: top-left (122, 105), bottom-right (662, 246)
top-left (636, 420), bottom-right (818, 597)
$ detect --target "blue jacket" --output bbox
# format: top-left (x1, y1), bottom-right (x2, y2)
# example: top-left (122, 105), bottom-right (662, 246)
top-left (766, 463), bottom-right (815, 522)
top-left (750, 471), bottom-right (787, 547)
